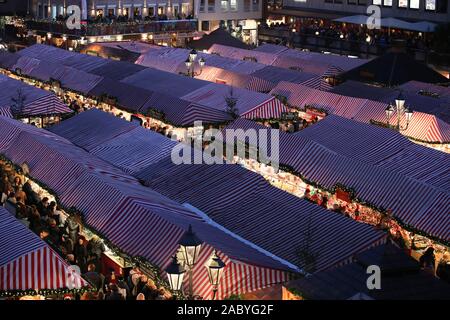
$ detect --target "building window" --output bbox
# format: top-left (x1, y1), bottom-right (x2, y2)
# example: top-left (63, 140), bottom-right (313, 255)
top-left (372, 0), bottom-right (381, 4)
top-left (383, 0), bottom-right (392, 6)
top-left (424, 0), bottom-right (446, 12)
top-left (253, 0), bottom-right (260, 11)
top-left (409, 0), bottom-right (419, 9)
top-left (398, 0), bottom-right (407, 8)
top-left (244, 0), bottom-right (251, 11)
top-left (208, 0), bottom-right (215, 12)
top-left (157, 6), bottom-right (165, 15)
top-left (148, 7), bottom-right (155, 16)
top-left (348, 0), bottom-right (357, 4)
top-left (358, 0), bottom-right (367, 4)
top-left (230, 0), bottom-right (238, 10)
top-left (108, 8), bottom-right (115, 17)
top-left (221, 0), bottom-right (228, 11)
top-left (200, 0), bottom-right (205, 12)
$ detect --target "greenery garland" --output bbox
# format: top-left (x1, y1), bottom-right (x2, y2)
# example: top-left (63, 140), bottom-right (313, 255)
top-left (273, 164), bottom-right (450, 247)
top-left (0, 287), bottom-right (92, 298)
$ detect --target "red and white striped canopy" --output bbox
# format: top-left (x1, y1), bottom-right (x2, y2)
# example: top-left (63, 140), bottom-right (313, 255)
top-left (270, 82), bottom-right (450, 143)
top-left (0, 208), bottom-right (89, 292)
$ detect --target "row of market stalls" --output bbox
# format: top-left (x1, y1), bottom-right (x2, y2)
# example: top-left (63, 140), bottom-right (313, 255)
top-left (132, 44), bottom-right (330, 92)
top-left (332, 80), bottom-right (450, 124)
top-left (0, 45), bottom-right (287, 131)
top-left (219, 118), bottom-right (449, 250)
top-left (209, 43), bottom-right (368, 75)
top-left (0, 73), bottom-right (72, 127)
top-left (0, 115), bottom-right (299, 299)
top-left (49, 109), bottom-right (388, 275)
top-left (270, 81), bottom-right (450, 147)
top-left (0, 207), bottom-right (89, 297)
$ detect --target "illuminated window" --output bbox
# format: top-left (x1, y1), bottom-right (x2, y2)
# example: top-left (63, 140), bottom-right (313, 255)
top-left (221, 0), bottom-right (228, 11)
top-left (383, 0), bottom-right (392, 6)
top-left (425, 0), bottom-right (436, 10)
top-left (409, 0), bottom-right (419, 8)
top-left (372, 0), bottom-right (382, 4)
top-left (230, 0), bottom-right (237, 10)
top-left (398, 0), bottom-right (407, 8)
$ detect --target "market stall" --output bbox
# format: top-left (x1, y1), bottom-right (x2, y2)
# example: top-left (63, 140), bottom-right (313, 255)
top-left (0, 207), bottom-right (89, 298)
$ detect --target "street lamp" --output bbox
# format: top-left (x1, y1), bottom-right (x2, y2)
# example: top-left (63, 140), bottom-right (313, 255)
top-left (182, 50), bottom-right (205, 78)
top-left (179, 224), bottom-right (202, 299)
top-left (189, 49), bottom-right (197, 62)
top-left (386, 92), bottom-right (413, 131)
top-left (206, 251), bottom-right (226, 300)
top-left (165, 256), bottom-right (185, 298)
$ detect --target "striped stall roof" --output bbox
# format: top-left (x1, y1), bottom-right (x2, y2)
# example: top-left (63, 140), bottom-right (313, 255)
top-left (271, 82), bottom-right (450, 143)
top-left (50, 109), bottom-right (178, 174)
top-left (50, 111), bottom-right (387, 272)
top-left (89, 60), bottom-right (147, 81)
top-left (255, 44), bottom-right (368, 72)
top-left (90, 128), bottom-right (178, 175)
top-left (88, 78), bottom-right (153, 112)
top-left (17, 44), bottom-right (77, 62)
top-left (181, 83), bottom-right (280, 116)
top-left (0, 106), bottom-right (13, 118)
top-left (300, 76), bottom-right (333, 91)
top-left (140, 93), bottom-right (233, 126)
top-left (241, 96), bottom-right (288, 119)
top-left (196, 65), bottom-right (252, 89)
top-left (223, 119), bottom-right (450, 243)
top-left (49, 66), bottom-right (104, 94)
top-left (11, 56), bottom-right (41, 75)
top-left (61, 54), bottom-right (110, 73)
top-left (322, 65), bottom-right (344, 78)
top-left (0, 74), bottom-right (72, 117)
top-left (1, 117), bottom-right (298, 299)
top-left (0, 207), bottom-right (89, 292)
top-left (209, 44), bottom-right (279, 65)
top-left (296, 115), bottom-right (450, 192)
top-left (332, 80), bottom-right (450, 124)
top-left (49, 109), bottom-right (139, 151)
top-left (137, 159), bottom-right (387, 272)
top-left (250, 65), bottom-right (317, 85)
top-left (0, 51), bottom-right (21, 70)
top-left (121, 67), bottom-right (208, 98)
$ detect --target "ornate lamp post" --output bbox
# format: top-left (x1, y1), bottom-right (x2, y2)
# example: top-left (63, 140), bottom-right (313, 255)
top-left (165, 256), bottom-right (185, 298)
top-left (178, 224), bottom-right (202, 299)
top-left (206, 251), bottom-right (226, 300)
top-left (182, 49), bottom-right (205, 77)
top-left (385, 92), bottom-right (413, 131)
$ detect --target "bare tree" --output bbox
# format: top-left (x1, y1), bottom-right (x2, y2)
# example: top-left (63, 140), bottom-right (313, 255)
top-left (296, 216), bottom-right (320, 274)
top-left (11, 88), bottom-right (27, 116)
top-left (225, 86), bottom-right (239, 119)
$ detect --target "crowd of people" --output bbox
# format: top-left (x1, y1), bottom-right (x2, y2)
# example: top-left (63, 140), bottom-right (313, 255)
top-left (0, 161), bottom-right (174, 300)
top-left (260, 18), bottom-right (432, 51)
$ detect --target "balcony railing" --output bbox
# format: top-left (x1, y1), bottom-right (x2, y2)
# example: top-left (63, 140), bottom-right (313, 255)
top-left (26, 19), bottom-right (198, 37)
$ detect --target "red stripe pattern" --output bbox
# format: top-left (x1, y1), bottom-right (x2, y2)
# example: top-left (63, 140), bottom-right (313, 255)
top-left (242, 97), bottom-right (288, 119)
top-left (0, 207), bottom-right (88, 291)
top-left (270, 82), bottom-right (450, 143)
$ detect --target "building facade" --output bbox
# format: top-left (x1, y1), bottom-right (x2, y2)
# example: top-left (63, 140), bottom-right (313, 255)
top-left (29, 0), bottom-right (261, 36)
top-left (0, 0), bottom-right (32, 16)
top-left (31, 1), bottom-right (192, 20)
top-left (280, 0), bottom-right (449, 23)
